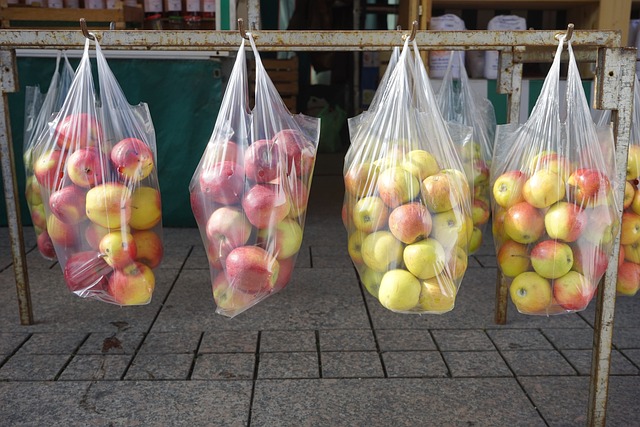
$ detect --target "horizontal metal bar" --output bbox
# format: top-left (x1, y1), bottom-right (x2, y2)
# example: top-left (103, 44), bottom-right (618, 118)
top-left (0, 29), bottom-right (621, 51)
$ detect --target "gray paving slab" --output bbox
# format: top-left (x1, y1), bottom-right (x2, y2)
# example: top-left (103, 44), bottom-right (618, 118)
top-left (612, 327), bottom-right (640, 349)
top-left (0, 332), bottom-right (29, 354)
top-left (382, 351), bottom-right (449, 378)
top-left (257, 352), bottom-right (319, 379)
top-left (199, 330), bottom-right (258, 353)
top-left (521, 375), bottom-right (640, 426)
top-left (375, 329), bottom-right (437, 351)
top-left (320, 351), bottom-right (384, 378)
top-left (152, 267), bottom-right (369, 331)
top-left (191, 353), bottom-right (255, 380)
top-left (486, 329), bottom-right (554, 351)
top-left (0, 353), bottom-right (70, 380)
top-left (19, 332), bottom-right (87, 354)
top-left (0, 381), bottom-right (252, 426)
top-left (260, 330), bottom-right (316, 352)
top-left (620, 349), bottom-right (640, 368)
top-left (310, 244), bottom-right (354, 268)
top-left (124, 353), bottom-right (194, 380)
top-left (431, 329), bottom-right (495, 351)
top-left (250, 378), bottom-right (546, 426)
top-left (58, 355), bottom-right (132, 380)
top-left (541, 327), bottom-right (595, 350)
top-left (501, 350), bottom-right (577, 376)
top-left (78, 330), bottom-right (146, 355)
top-left (0, 267), bottom-right (178, 333)
top-left (318, 329), bottom-right (377, 351)
top-left (561, 349), bottom-right (640, 376)
top-left (137, 331), bottom-right (202, 354)
top-left (443, 351), bottom-right (513, 377)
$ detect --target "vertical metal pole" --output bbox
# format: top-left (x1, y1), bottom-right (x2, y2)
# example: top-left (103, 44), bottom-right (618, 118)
top-left (0, 49), bottom-right (33, 325)
top-left (494, 48), bottom-right (522, 324)
top-left (587, 46), bottom-right (636, 427)
top-left (246, 0), bottom-right (260, 30)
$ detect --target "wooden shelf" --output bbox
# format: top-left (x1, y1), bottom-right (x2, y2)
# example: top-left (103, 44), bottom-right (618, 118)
top-left (0, 1), bottom-right (143, 29)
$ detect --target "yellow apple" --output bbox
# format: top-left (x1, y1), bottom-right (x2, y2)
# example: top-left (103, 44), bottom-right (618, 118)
top-left (86, 182), bottom-right (132, 229)
top-left (492, 170), bottom-right (527, 209)
top-left (422, 172), bottom-right (464, 213)
top-left (509, 271), bottom-right (552, 314)
top-left (430, 209), bottom-right (473, 249)
top-left (468, 227), bottom-right (483, 254)
top-left (403, 238), bottom-right (446, 279)
top-left (626, 144), bottom-right (640, 180)
top-left (129, 186), bottom-right (162, 230)
top-left (344, 161), bottom-right (378, 198)
top-left (377, 166), bottom-right (421, 208)
top-left (359, 266), bottom-right (384, 298)
top-left (361, 230), bottom-right (404, 272)
top-left (446, 245), bottom-right (468, 281)
top-left (623, 181), bottom-right (636, 209)
top-left (378, 269), bottom-right (421, 312)
top-left (522, 169), bottom-right (565, 209)
top-left (352, 196), bottom-right (389, 233)
top-left (401, 149), bottom-right (440, 181)
top-left (530, 239), bottom-right (573, 279)
top-left (620, 211), bottom-right (640, 245)
top-left (418, 274), bottom-right (457, 313)
top-left (497, 239), bottom-right (531, 277)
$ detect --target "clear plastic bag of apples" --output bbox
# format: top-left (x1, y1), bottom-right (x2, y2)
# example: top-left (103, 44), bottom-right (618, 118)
top-left (189, 34), bottom-right (319, 318)
top-left (30, 37), bottom-right (163, 305)
top-left (343, 37), bottom-right (473, 314)
top-left (490, 34), bottom-right (620, 315)
top-left (436, 51), bottom-right (496, 255)
top-left (594, 72), bottom-right (640, 297)
top-left (23, 52), bottom-right (75, 261)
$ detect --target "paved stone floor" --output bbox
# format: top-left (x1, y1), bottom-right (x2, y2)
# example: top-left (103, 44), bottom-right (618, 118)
top-left (1, 154), bottom-right (640, 426)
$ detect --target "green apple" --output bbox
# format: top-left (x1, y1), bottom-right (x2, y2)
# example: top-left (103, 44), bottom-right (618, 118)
top-left (361, 230), bottom-right (404, 272)
top-left (418, 274), bottom-right (457, 313)
top-left (359, 266), bottom-right (384, 298)
top-left (497, 239), bottom-right (531, 277)
top-left (378, 269), bottom-right (421, 311)
top-left (522, 169), bottom-right (565, 209)
top-left (530, 239), bottom-right (573, 279)
top-left (347, 229), bottom-right (368, 265)
top-left (403, 238), bottom-right (446, 279)
top-left (352, 196), bottom-right (388, 233)
top-left (401, 149), bottom-right (440, 181)
top-left (509, 271), bottom-right (552, 314)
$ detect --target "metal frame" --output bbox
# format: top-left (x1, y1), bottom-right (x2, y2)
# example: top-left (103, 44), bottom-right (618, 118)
top-left (0, 27), bottom-right (634, 427)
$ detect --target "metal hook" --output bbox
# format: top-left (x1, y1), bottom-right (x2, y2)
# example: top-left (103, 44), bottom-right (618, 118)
top-left (555, 23), bottom-right (574, 42)
top-left (238, 18), bottom-right (249, 39)
top-left (79, 18), bottom-right (95, 41)
top-left (402, 20), bottom-right (418, 42)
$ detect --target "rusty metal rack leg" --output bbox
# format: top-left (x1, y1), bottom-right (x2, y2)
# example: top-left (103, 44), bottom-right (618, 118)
top-left (0, 27), bottom-right (633, 425)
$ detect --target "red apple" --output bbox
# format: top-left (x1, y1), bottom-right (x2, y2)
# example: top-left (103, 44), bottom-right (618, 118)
top-left (66, 147), bottom-right (107, 188)
top-left (99, 230), bottom-right (137, 268)
top-left (273, 129), bottom-right (316, 178)
top-left (533, 152), bottom-right (573, 181)
top-left (617, 261), bottom-right (640, 296)
top-left (378, 166), bottom-right (421, 208)
top-left (388, 202), bottom-right (432, 244)
top-left (190, 191), bottom-right (209, 225)
top-left (205, 139), bottom-right (240, 164)
top-left (63, 250), bottom-right (112, 294)
top-left (244, 139), bottom-right (282, 183)
top-left (285, 178), bottom-right (310, 219)
top-left (206, 205), bottom-right (252, 255)
top-left (36, 230), bottom-right (56, 259)
top-left (84, 222), bottom-right (110, 250)
top-left (225, 245), bottom-right (280, 294)
top-left (344, 161), bottom-right (378, 198)
top-left (199, 160), bottom-right (245, 205)
top-left (421, 172), bottom-right (465, 213)
top-left (503, 201), bottom-right (545, 244)
top-left (132, 230), bottom-right (164, 269)
top-left (30, 203), bottom-right (47, 230)
top-left (567, 168), bottom-right (611, 206)
top-left (242, 183), bottom-right (291, 228)
top-left (110, 137), bottom-right (155, 182)
top-left (471, 198), bottom-right (490, 226)
top-left (107, 262), bottom-right (155, 305)
top-left (49, 185), bottom-right (87, 224)
top-left (46, 214), bottom-right (78, 248)
top-left (544, 201), bottom-right (587, 242)
top-left (273, 255), bottom-right (296, 291)
top-left (620, 211), bottom-right (640, 245)
top-left (33, 149), bottom-right (66, 191)
top-left (55, 113), bottom-right (102, 151)
top-left (572, 243), bottom-right (609, 282)
top-left (553, 271), bottom-right (594, 311)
